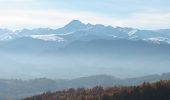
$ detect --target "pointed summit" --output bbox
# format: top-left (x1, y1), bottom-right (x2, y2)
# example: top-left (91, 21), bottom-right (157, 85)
top-left (68, 20), bottom-right (83, 25)
top-left (55, 20), bottom-right (90, 34)
top-left (65, 20), bottom-right (85, 28)
top-left (57, 20), bottom-right (89, 33)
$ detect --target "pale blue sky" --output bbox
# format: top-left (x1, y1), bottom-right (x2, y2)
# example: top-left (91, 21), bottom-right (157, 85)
top-left (0, 0), bottom-right (170, 30)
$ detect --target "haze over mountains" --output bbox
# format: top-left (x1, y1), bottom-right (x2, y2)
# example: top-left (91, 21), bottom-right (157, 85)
top-left (0, 20), bottom-right (170, 79)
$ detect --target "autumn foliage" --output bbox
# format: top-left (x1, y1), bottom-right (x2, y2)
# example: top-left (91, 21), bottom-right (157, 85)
top-left (23, 80), bottom-right (170, 100)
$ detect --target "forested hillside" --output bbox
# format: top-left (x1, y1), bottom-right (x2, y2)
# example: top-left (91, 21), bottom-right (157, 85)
top-left (23, 80), bottom-right (170, 100)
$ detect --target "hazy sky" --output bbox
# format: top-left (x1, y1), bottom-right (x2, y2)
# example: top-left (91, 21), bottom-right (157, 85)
top-left (0, 0), bottom-right (170, 30)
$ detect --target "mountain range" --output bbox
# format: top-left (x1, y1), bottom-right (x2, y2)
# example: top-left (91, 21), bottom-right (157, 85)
top-left (0, 20), bottom-right (170, 99)
top-left (0, 20), bottom-right (170, 79)
top-left (0, 20), bottom-right (170, 44)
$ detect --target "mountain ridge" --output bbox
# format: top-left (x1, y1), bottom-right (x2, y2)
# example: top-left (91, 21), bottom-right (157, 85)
top-left (0, 20), bottom-right (170, 44)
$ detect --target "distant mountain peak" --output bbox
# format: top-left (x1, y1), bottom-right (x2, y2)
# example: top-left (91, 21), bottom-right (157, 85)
top-left (66, 20), bottom-right (84, 27)
top-left (70, 20), bottom-right (82, 24)
top-left (56, 20), bottom-right (89, 33)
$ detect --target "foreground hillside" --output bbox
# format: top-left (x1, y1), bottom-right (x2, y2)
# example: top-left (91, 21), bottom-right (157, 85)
top-left (23, 80), bottom-right (170, 100)
top-left (0, 73), bottom-right (170, 100)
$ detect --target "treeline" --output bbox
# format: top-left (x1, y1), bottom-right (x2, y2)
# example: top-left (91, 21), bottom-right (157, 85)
top-left (23, 80), bottom-right (170, 100)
